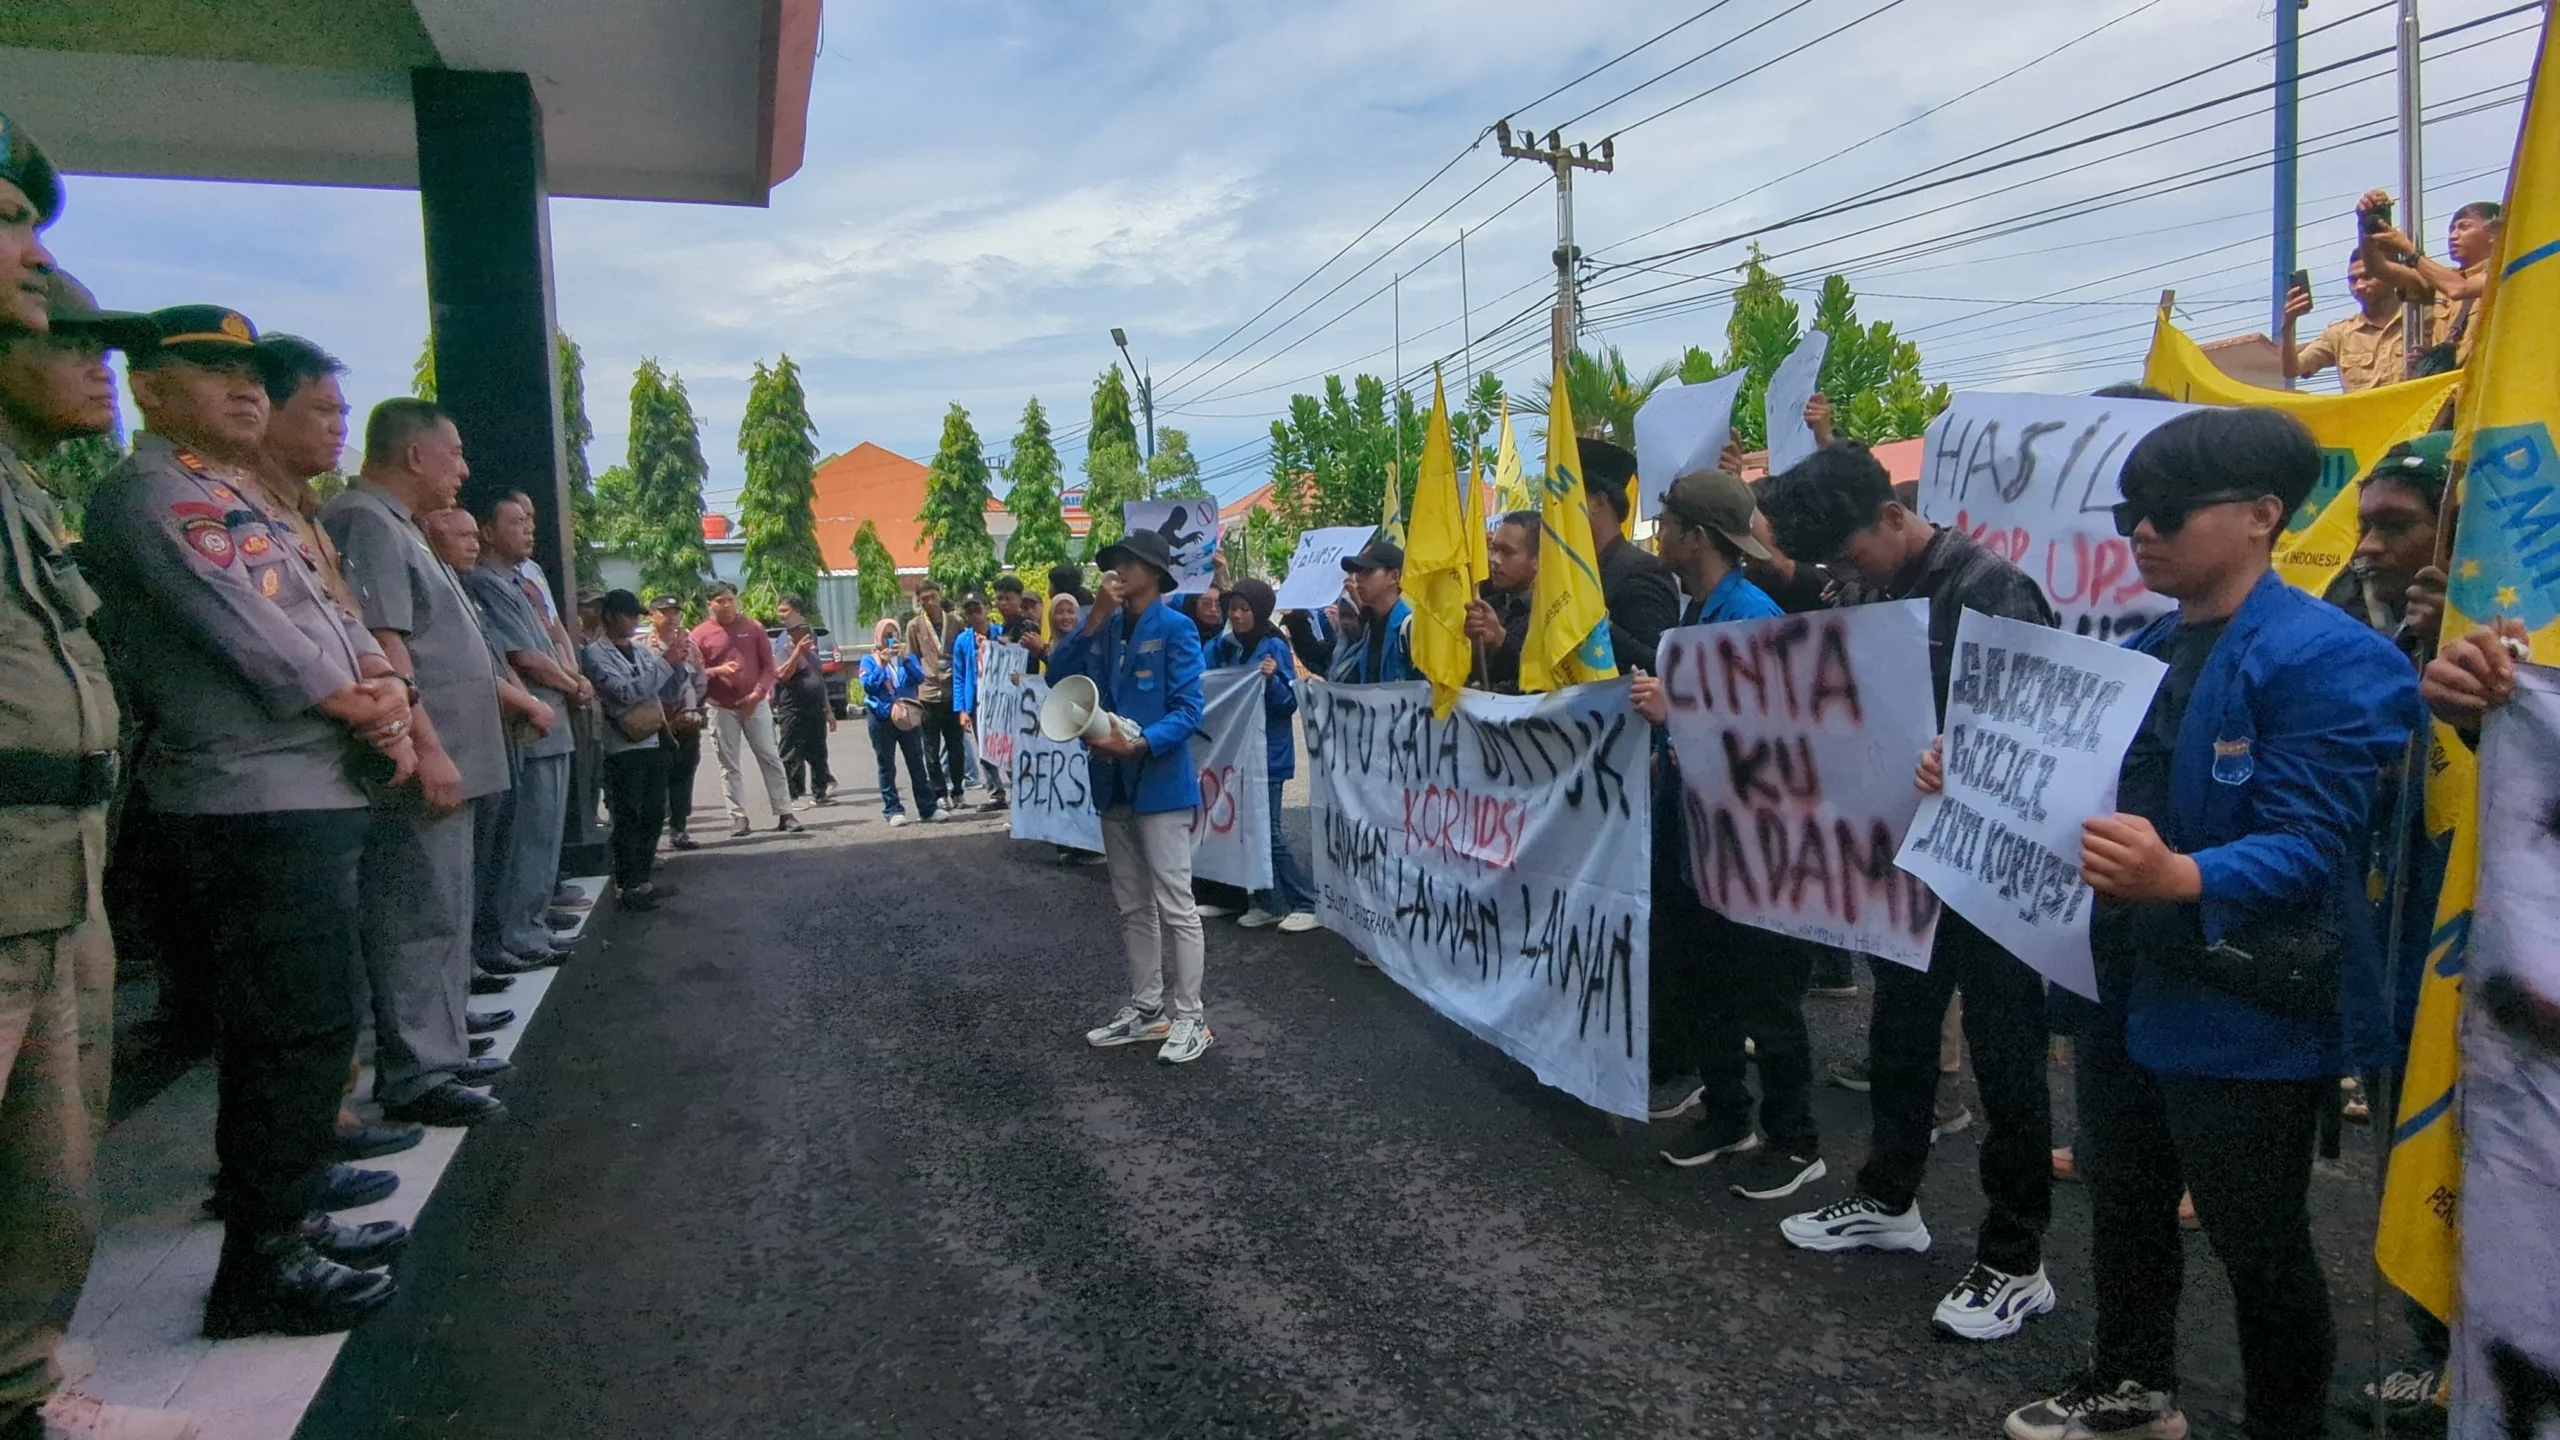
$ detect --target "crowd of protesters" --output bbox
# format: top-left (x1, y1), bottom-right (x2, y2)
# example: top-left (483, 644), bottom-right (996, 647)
top-left (0, 87), bottom-right (2533, 1440)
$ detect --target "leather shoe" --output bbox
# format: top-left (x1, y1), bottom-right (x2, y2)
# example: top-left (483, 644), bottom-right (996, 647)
top-left (470, 971), bottom-right (516, 996)
top-left (546, 910), bottom-right (580, 930)
top-left (452, 1056), bottom-right (512, 1087)
top-left (308, 1164), bottom-right (397, 1212)
top-left (297, 1213), bottom-right (408, 1269)
top-left (202, 1234), bottom-right (395, 1339)
top-left (383, 1080), bottom-right (505, 1127)
top-left (551, 886), bottom-right (592, 909)
top-left (332, 1120), bottom-right (423, 1162)
top-left (467, 1009), bottom-right (514, 1035)
top-left (469, 1036), bottom-right (495, 1057)
top-left (478, 951), bottom-right (552, 977)
top-left (667, 830), bottom-right (700, 850)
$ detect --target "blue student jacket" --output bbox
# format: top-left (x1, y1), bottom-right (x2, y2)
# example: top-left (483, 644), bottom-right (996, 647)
top-left (858, 652), bottom-right (924, 725)
top-left (950, 625), bottom-right (988, 714)
top-left (1209, 631), bottom-right (1300, 781)
top-left (2117, 570), bottom-right (2423, 1080)
top-left (1338, 597), bottom-right (1419, 684)
top-left (1049, 597), bottom-right (1206, 815)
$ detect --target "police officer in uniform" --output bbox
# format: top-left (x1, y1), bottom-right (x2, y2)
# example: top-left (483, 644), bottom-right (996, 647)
top-left (0, 115), bottom-right (218, 1440)
top-left (83, 302), bottom-right (415, 1340)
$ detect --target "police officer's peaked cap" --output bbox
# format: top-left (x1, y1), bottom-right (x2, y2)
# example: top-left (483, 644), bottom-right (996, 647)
top-left (0, 111), bottom-right (62, 225)
top-left (44, 271), bottom-right (156, 350)
top-left (132, 305), bottom-right (261, 367)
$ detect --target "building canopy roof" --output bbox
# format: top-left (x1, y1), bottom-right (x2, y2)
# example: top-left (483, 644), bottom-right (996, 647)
top-left (0, 0), bottom-right (819, 205)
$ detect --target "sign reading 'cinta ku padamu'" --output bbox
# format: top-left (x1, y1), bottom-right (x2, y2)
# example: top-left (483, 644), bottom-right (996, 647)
top-left (1893, 611), bottom-right (2164, 1001)
top-left (983, 642), bottom-right (1271, 890)
top-left (1657, 601), bottom-right (1943, 970)
top-left (1304, 677), bottom-right (1652, 1120)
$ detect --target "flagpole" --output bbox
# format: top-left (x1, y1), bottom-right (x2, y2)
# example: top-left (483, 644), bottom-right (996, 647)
top-left (2397, 0), bottom-right (2430, 379)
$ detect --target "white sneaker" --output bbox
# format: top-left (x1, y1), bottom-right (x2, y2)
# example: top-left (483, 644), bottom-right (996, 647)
top-left (1195, 901), bottom-right (1241, 918)
top-left (1085, 1005), bottom-right (1170, 1048)
top-left (1277, 911), bottom-right (1319, 933)
top-left (1779, 1194), bottom-right (1932, 1254)
top-left (1933, 1260), bottom-right (2056, 1341)
top-left (887, 813), bottom-right (913, 828)
top-left (1237, 906), bottom-right (1282, 929)
top-left (2004, 1377), bottom-right (2188, 1440)
top-left (36, 1392), bottom-right (207, 1440)
top-left (1157, 1015), bottom-right (1215, 1064)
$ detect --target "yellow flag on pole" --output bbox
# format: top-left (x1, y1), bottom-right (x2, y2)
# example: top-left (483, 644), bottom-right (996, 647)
top-left (1406, 374), bottom-right (1475, 717)
top-left (1519, 359), bottom-right (1618, 691)
top-left (2377, 7), bottom-right (2560, 1323)
top-left (2142, 314), bottom-right (2459, 598)
top-left (1492, 402), bottom-right (1531, 516)
top-left (1381, 460), bottom-right (1407, 548)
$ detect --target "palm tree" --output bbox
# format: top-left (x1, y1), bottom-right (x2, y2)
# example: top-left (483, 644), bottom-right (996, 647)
top-left (1521, 345), bottom-right (1678, 449)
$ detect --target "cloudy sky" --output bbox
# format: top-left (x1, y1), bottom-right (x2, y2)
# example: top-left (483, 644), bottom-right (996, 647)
top-left (42, 0), bottom-right (2540, 520)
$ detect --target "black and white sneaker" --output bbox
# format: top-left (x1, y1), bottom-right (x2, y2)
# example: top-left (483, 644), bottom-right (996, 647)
top-left (1933, 1260), bottom-right (2056, 1340)
top-left (1659, 1118), bottom-right (1760, 1169)
top-left (1728, 1149), bottom-right (1826, 1201)
top-left (1779, 1193), bottom-right (1931, 1253)
top-left (2004, 1375), bottom-right (2188, 1440)
top-left (1647, 1077), bottom-right (1704, 1121)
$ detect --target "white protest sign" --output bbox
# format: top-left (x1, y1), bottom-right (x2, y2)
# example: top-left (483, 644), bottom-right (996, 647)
top-left (1634, 371), bottom-right (1747, 519)
top-left (2476, 662), bottom-right (2560, 1001)
top-left (1657, 601), bottom-right (1943, 970)
top-left (1304, 678), bottom-right (1651, 1120)
top-left (1273, 525), bottom-right (1374, 611)
top-left (1894, 611), bottom-right (2165, 1000)
top-left (1122, 500), bottom-right (1222, 593)
top-left (1917, 392), bottom-right (2193, 645)
top-left (989, 643), bottom-right (1273, 889)
top-left (1763, 330), bottom-right (1832, 476)
top-left (973, 639), bottom-right (1030, 783)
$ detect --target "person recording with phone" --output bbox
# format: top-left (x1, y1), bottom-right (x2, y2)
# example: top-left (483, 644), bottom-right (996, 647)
top-left (2280, 248), bottom-right (2407, 393)
top-left (2357, 188), bottom-right (2502, 373)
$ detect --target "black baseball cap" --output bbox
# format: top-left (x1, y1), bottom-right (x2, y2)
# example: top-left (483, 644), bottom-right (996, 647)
top-left (1659, 467), bottom-right (1772, 560)
top-left (1096, 528), bottom-right (1179, 589)
top-left (130, 304), bottom-right (260, 369)
top-left (1341, 537), bottom-right (1404, 573)
top-left (41, 272), bottom-right (155, 350)
top-left (0, 112), bottom-right (61, 226)
top-left (600, 589), bottom-right (645, 618)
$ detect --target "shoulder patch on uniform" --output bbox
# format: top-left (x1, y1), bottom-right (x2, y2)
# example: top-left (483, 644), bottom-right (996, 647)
top-left (182, 517), bottom-right (236, 567)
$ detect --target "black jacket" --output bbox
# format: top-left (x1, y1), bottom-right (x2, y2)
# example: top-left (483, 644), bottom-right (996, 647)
top-left (1597, 534), bottom-right (1682, 672)
top-left (1833, 524), bottom-right (2056, 719)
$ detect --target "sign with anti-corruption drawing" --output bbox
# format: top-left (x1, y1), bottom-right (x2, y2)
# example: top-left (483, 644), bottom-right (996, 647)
top-left (1893, 611), bottom-right (2164, 1001)
top-left (1657, 601), bottom-right (1943, 970)
top-left (983, 643), bottom-right (1270, 889)
top-left (1304, 677), bottom-right (1651, 1120)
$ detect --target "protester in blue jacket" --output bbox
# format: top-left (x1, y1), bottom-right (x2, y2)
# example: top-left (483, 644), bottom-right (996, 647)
top-left (857, 618), bottom-right (937, 826)
top-left (949, 593), bottom-right (1008, 810)
top-left (1049, 530), bottom-right (1215, 1065)
top-left (1336, 539), bottom-right (1419, 683)
top-left (1209, 578), bottom-right (1318, 932)
top-left (2001, 407), bottom-right (2422, 1440)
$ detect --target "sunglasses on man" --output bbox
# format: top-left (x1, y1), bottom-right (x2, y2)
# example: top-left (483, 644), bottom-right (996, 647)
top-left (2110, 489), bottom-right (2270, 538)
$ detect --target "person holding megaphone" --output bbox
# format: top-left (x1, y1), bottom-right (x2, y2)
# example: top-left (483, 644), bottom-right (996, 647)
top-left (1050, 529), bottom-right (1214, 1065)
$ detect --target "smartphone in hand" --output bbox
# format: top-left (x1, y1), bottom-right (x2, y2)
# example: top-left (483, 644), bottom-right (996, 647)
top-left (2290, 268), bottom-right (2311, 303)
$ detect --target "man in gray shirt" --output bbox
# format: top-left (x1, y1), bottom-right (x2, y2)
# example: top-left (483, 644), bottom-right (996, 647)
top-left (462, 490), bottom-right (588, 967)
top-left (84, 303), bottom-right (412, 1338)
top-left (320, 398), bottom-right (509, 1129)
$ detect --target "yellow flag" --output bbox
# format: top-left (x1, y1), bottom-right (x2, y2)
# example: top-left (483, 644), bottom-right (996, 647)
top-left (2378, 10), bottom-right (2560, 1323)
top-left (1405, 374), bottom-right (1474, 717)
top-left (1491, 402), bottom-right (1532, 516)
top-left (1381, 460), bottom-right (1407, 548)
top-left (2143, 314), bottom-right (2460, 598)
top-left (1519, 360), bottom-right (1618, 691)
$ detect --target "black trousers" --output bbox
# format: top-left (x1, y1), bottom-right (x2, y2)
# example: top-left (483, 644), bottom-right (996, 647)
top-left (2082, 1038), bottom-right (2331, 1439)
top-left (776, 697), bottom-right (833, 800)
top-left (1653, 895), bottom-right (1817, 1151)
top-left (868, 716), bottom-right (937, 819)
top-left (919, 698), bottom-right (968, 800)
top-left (163, 808), bottom-right (367, 1239)
top-left (662, 728), bottom-right (702, 837)
top-left (603, 748), bottom-right (669, 890)
top-left (1855, 912), bottom-right (2052, 1272)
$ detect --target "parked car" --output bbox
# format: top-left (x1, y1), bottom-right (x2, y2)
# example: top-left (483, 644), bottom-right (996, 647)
top-left (768, 624), bottom-right (851, 718)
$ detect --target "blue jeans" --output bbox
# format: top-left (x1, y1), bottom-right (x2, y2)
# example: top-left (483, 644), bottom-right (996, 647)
top-left (1254, 779), bottom-right (1314, 915)
top-left (868, 715), bottom-right (937, 819)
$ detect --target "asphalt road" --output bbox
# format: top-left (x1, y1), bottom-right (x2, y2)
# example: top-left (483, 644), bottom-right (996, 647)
top-left (304, 735), bottom-right (2411, 1440)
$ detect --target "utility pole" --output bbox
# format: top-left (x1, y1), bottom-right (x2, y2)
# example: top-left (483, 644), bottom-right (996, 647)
top-left (1109, 326), bottom-right (1155, 461)
top-left (1496, 119), bottom-right (1614, 375)
top-left (2271, 0), bottom-right (2304, 371)
top-left (2395, 0), bottom-right (2428, 378)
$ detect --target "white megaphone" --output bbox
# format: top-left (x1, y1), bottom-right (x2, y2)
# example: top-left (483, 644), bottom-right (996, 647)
top-left (1038, 673), bottom-right (1143, 745)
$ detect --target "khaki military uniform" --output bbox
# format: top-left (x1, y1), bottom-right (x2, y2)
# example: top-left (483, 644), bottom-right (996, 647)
top-left (0, 438), bottom-right (121, 1420)
top-left (2296, 308), bottom-right (2406, 393)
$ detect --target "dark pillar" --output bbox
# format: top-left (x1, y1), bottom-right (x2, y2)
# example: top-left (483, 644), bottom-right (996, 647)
top-left (411, 68), bottom-right (572, 601)
top-left (413, 69), bottom-right (606, 875)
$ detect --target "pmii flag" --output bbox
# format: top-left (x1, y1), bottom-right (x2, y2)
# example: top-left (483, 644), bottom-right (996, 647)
top-left (2143, 313), bottom-right (2461, 599)
top-left (1405, 374), bottom-right (1474, 717)
top-left (1519, 359), bottom-right (1618, 691)
top-left (2377, 7), bottom-right (2560, 1324)
top-left (1492, 402), bottom-right (1532, 516)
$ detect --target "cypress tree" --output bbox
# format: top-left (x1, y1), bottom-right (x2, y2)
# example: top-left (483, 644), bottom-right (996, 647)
top-left (852, 518), bottom-right (902, 626)
top-left (1000, 396), bottom-right (1072, 574)
top-left (736, 354), bottom-right (826, 619)
top-left (918, 402), bottom-right (997, 596)
top-left (625, 358), bottom-right (713, 608)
